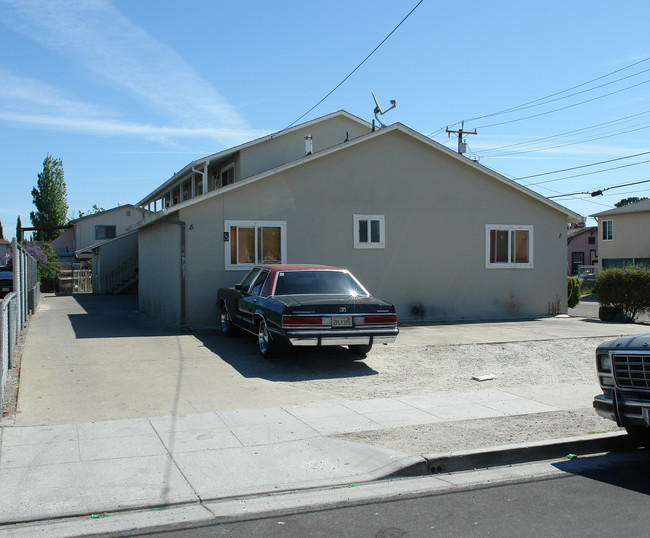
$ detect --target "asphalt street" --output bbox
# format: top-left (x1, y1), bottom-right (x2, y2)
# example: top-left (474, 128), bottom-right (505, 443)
top-left (122, 449), bottom-right (650, 538)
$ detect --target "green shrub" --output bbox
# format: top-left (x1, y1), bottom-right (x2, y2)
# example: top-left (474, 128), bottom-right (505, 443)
top-left (596, 264), bottom-right (650, 322)
top-left (567, 276), bottom-right (581, 308)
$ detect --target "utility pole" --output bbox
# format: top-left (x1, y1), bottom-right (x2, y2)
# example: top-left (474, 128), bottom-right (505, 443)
top-left (446, 121), bottom-right (476, 155)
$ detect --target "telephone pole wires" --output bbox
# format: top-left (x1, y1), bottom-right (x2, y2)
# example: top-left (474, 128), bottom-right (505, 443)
top-left (446, 121), bottom-right (477, 154)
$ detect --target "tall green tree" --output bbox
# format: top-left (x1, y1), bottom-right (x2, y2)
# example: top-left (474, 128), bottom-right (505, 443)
top-left (16, 216), bottom-right (21, 241)
top-left (30, 154), bottom-right (69, 241)
top-left (0, 219), bottom-right (4, 240)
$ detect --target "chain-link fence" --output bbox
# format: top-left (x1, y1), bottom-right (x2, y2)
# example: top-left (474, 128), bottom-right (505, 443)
top-left (1, 239), bottom-right (39, 406)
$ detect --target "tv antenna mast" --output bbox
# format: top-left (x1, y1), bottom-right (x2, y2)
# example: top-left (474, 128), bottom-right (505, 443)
top-left (371, 91), bottom-right (396, 129)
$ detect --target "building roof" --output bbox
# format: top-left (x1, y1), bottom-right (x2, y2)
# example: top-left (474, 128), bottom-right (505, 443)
top-left (136, 111), bottom-right (372, 206)
top-left (591, 198), bottom-right (650, 217)
top-left (567, 225), bottom-right (597, 239)
top-left (69, 204), bottom-right (136, 224)
top-left (136, 113), bottom-right (583, 229)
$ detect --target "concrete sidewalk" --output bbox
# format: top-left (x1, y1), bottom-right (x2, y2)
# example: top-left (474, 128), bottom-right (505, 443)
top-left (1, 294), bottom-right (649, 531)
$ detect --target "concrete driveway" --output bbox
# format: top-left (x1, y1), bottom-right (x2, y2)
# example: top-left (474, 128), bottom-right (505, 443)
top-left (14, 293), bottom-right (650, 426)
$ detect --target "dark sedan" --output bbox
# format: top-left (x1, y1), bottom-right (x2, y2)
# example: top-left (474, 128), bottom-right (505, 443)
top-left (0, 271), bottom-right (13, 298)
top-left (217, 264), bottom-right (399, 358)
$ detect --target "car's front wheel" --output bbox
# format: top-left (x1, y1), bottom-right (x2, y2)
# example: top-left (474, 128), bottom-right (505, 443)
top-left (219, 303), bottom-right (234, 336)
top-left (257, 319), bottom-right (277, 358)
top-left (349, 343), bottom-right (372, 356)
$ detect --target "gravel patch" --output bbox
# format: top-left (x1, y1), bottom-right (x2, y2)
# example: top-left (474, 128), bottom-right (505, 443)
top-left (280, 338), bottom-right (606, 400)
top-left (1, 331), bottom-right (24, 427)
top-left (334, 409), bottom-right (621, 454)
top-left (279, 337), bottom-right (623, 453)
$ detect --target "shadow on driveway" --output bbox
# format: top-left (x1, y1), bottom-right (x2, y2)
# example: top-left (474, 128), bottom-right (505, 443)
top-left (193, 329), bottom-right (379, 383)
top-left (66, 294), bottom-right (378, 382)
top-left (68, 294), bottom-right (183, 339)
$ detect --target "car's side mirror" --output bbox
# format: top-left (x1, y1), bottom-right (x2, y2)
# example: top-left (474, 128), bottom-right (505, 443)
top-left (235, 284), bottom-right (243, 292)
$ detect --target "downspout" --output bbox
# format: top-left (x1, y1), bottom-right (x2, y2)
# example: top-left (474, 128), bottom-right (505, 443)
top-left (163, 217), bottom-right (186, 328)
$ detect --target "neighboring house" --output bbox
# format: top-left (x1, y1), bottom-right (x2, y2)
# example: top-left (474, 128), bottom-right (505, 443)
top-left (567, 225), bottom-right (598, 275)
top-left (50, 204), bottom-right (145, 262)
top-left (134, 111), bottom-right (582, 328)
top-left (592, 199), bottom-right (650, 269)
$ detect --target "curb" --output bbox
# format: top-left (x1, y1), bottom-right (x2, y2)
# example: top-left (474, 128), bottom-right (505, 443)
top-left (0, 432), bottom-right (635, 536)
top-left (417, 431), bottom-right (634, 475)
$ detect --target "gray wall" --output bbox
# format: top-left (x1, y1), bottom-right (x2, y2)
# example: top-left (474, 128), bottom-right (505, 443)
top-left (239, 115), bottom-right (370, 180)
top-left (139, 219), bottom-right (182, 327)
top-left (74, 206), bottom-right (143, 251)
top-left (139, 128), bottom-right (569, 328)
top-left (92, 232), bottom-right (138, 293)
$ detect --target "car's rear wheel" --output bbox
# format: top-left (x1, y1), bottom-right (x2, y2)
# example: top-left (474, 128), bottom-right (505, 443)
top-left (257, 319), bottom-right (277, 358)
top-left (349, 343), bottom-right (372, 356)
top-left (219, 303), bottom-right (234, 336)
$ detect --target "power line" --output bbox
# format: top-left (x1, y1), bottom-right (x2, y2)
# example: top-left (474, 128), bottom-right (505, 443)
top-left (513, 150), bottom-right (650, 181)
top-left (477, 110), bottom-right (650, 155)
top-left (453, 56), bottom-right (650, 127)
top-left (476, 78), bottom-right (650, 129)
top-left (547, 178), bottom-right (650, 199)
top-left (524, 158), bottom-right (650, 187)
top-left (284, 0), bottom-right (424, 130)
top-left (473, 66), bottom-right (650, 122)
top-left (481, 122), bottom-right (650, 158)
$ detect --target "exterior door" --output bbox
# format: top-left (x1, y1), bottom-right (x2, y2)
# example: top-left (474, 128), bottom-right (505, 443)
top-left (571, 252), bottom-right (585, 275)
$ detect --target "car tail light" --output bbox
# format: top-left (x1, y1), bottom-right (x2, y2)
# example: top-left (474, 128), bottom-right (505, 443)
top-left (362, 314), bottom-right (397, 325)
top-left (283, 315), bottom-right (324, 328)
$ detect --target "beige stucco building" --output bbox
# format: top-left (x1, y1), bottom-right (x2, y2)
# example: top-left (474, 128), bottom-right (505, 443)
top-left (134, 111), bottom-right (582, 328)
top-left (50, 204), bottom-right (144, 262)
top-left (592, 199), bottom-right (650, 269)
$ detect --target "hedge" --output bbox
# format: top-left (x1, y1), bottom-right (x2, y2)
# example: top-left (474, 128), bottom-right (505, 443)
top-left (567, 276), bottom-right (581, 309)
top-left (597, 264), bottom-right (650, 322)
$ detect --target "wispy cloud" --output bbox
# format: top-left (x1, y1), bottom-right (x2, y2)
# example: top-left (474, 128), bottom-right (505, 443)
top-left (0, 0), bottom-right (259, 145)
top-left (0, 107), bottom-right (269, 143)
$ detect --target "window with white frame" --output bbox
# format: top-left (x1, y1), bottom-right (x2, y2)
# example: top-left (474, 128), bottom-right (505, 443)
top-left (602, 219), bottom-right (613, 241)
top-left (486, 225), bottom-right (533, 268)
top-left (354, 214), bottom-right (385, 248)
top-left (224, 220), bottom-right (286, 270)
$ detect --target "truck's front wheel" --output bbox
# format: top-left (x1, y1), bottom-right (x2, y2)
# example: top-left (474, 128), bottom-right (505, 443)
top-left (625, 425), bottom-right (650, 448)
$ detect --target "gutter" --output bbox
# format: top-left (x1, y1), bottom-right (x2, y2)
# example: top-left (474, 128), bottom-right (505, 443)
top-left (163, 217), bottom-right (186, 328)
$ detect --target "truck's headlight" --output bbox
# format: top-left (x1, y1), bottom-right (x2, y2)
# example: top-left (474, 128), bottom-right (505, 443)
top-left (600, 375), bottom-right (615, 387)
top-left (597, 353), bottom-right (612, 373)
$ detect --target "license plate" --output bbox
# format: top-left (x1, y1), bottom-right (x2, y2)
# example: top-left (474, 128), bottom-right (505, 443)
top-left (331, 316), bottom-right (353, 327)
top-left (1, 287), bottom-right (8, 292)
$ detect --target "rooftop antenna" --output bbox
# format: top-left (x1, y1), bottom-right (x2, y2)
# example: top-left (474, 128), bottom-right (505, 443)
top-left (371, 91), bottom-right (396, 129)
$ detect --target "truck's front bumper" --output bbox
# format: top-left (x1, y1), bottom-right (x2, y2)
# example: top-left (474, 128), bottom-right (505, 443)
top-left (594, 392), bottom-right (650, 427)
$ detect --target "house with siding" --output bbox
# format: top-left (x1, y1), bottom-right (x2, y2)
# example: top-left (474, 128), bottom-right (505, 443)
top-left (50, 204), bottom-right (144, 262)
top-left (592, 199), bottom-right (650, 269)
top-left (133, 111), bottom-right (582, 328)
top-left (567, 225), bottom-right (598, 275)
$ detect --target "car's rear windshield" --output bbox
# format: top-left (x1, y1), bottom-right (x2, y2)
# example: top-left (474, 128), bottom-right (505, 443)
top-left (274, 270), bottom-right (368, 296)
